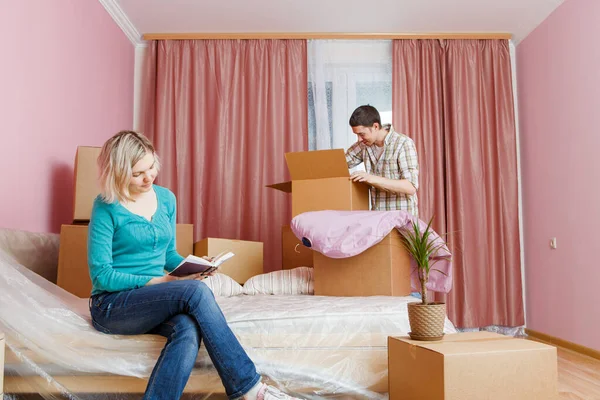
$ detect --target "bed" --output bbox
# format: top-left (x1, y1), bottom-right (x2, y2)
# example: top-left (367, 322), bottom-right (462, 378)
top-left (0, 228), bottom-right (457, 399)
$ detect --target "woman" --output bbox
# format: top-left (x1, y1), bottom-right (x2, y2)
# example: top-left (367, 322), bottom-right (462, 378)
top-left (88, 130), bottom-right (300, 400)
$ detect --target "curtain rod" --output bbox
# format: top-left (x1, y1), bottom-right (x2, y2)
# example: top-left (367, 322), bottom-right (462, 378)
top-left (142, 32), bottom-right (512, 40)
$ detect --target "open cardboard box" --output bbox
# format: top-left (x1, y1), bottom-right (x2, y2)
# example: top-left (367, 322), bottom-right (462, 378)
top-left (388, 331), bottom-right (558, 400)
top-left (267, 149), bottom-right (370, 218)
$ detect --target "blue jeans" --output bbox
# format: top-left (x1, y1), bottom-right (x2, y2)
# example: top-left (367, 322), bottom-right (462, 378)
top-left (89, 280), bottom-right (261, 400)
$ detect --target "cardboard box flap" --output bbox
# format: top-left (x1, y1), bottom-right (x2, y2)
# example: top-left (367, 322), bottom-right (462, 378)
top-left (266, 181), bottom-right (292, 193)
top-left (284, 149), bottom-right (350, 180)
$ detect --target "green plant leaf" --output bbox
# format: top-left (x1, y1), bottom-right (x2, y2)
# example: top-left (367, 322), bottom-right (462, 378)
top-left (398, 215), bottom-right (451, 296)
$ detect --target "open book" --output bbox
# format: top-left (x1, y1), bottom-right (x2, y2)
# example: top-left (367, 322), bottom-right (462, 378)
top-left (169, 251), bottom-right (235, 277)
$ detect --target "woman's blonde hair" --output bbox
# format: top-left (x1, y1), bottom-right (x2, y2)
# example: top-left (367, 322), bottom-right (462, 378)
top-left (98, 130), bottom-right (160, 203)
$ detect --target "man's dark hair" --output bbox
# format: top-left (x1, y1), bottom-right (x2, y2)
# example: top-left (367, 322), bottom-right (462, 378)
top-left (349, 105), bottom-right (381, 128)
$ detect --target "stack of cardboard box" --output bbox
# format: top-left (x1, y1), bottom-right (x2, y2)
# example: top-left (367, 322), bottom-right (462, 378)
top-left (57, 146), bottom-right (263, 297)
top-left (269, 149), bottom-right (411, 297)
top-left (57, 147), bottom-right (195, 297)
top-left (57, 146), bottom-right (264, 297)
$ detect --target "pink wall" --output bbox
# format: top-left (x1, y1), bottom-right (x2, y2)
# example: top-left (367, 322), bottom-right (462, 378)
top-left (0, 1), bottom-right (134, 233)
top-left (518, 0), bottom-right (600, 351)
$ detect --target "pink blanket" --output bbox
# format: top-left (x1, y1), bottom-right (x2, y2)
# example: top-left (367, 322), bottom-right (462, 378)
top-left (291, 210), bottom-right (452, 293)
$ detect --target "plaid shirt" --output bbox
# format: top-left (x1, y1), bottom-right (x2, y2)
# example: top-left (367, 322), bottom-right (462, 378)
top-left (345, 126), bottom-right (419, 215)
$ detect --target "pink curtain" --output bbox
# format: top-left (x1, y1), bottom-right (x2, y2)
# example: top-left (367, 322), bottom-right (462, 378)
top-left (141, 40), bottom-right (307, 272)
top-left (393, 40), bottom-right (524, 328)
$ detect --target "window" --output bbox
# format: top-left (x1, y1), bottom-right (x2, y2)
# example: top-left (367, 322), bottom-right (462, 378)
top-left (308, 40), bottom-right (393, 152)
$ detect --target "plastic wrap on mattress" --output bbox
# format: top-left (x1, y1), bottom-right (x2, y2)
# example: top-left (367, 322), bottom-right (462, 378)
top-left (0, 229), bottom-right (457, 399)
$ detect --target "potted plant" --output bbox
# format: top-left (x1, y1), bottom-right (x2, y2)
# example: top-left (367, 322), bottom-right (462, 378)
top-left (399, 216), bottom-right (450, 341)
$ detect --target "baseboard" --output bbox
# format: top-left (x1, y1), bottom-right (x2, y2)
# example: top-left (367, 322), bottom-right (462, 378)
top-left (525, 328), bottom-right (600, 361)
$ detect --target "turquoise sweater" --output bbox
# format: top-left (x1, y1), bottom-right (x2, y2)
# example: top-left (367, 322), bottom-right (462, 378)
top-left (87, 185), bottom-right (184, 296)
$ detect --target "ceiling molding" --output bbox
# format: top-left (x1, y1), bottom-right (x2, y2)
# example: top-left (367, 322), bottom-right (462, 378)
top-left (143, 32), bottom-right (512, 41)
top-left (99, 0), bottom-right (146, 47)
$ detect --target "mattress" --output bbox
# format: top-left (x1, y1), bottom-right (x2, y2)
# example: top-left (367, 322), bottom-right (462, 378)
top-left (4, 294), bottom-right (456, 399)
top-left (230, 294), bottom-right (456, 396)
top-left (0, 228), bottom-right (457, 399)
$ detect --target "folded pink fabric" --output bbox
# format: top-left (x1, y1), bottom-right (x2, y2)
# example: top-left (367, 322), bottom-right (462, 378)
top-left (291, 210), bottom-right (452, 293)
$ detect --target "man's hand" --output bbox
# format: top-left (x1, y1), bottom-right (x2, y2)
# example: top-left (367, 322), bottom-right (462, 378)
top-left (350, 171), bottom-right (379, 185)
top-left (350, 172), bottom-right (416, 195)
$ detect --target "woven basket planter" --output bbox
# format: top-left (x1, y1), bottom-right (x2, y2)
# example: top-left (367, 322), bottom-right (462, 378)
top-left (407, 302), bottom-right (446, 341)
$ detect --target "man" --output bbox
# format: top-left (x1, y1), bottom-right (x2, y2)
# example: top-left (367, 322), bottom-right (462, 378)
top-left (345, 105), bottom-right (419, 215)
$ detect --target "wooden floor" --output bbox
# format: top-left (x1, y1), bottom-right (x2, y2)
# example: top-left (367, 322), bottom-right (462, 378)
top-left (557, 345), bottom-right (600, 399)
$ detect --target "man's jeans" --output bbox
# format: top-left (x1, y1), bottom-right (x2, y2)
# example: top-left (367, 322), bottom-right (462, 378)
top-left (90, 280), bottom-right (261, 400)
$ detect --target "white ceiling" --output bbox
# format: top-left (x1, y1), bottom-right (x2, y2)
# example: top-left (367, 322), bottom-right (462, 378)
top-left (112, 0), bottom-right (565, 44)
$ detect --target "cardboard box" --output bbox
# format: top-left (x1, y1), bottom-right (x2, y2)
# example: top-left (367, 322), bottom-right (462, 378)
top-left (267, 149), bottom-right (370, 218)
top-left (73, 146), bottom-right (102, 222)
top-left (313, 230), bottom-right (411, 296)
top-left (282, 225), bottom-right (313, 269)
top-left (388, 332), bottom-right (558, 400)
top-left (176, 224), bottom-right (194, 256)
top-left (57, 225), bottom-right (89, 298)
top-left (57, 224), bottom-right (194, 298)
top-left (194, 238), bottom-right (263, 284)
